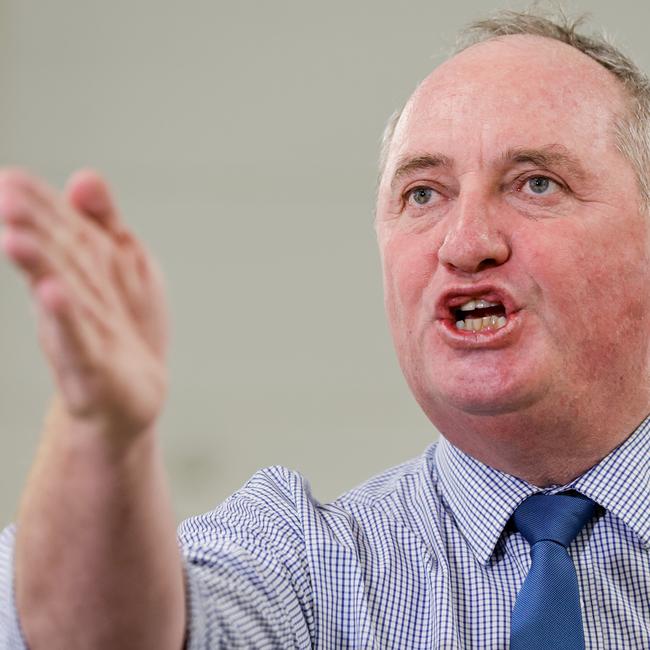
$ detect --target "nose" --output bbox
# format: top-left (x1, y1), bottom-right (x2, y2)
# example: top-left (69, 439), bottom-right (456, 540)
top-left (437, 191), bottom-right (511, 274)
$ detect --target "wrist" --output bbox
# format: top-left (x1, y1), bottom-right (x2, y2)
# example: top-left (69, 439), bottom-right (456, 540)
top-left (41, 393), bottom-right (160, 464)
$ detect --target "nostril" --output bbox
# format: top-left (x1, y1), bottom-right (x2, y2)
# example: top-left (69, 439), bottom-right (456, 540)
top-left (476, 258), bottom-right (499, 272)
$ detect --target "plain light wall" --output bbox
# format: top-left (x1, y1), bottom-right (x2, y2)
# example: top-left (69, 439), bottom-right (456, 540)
top-left (1, 0), bottom-right (648, 524)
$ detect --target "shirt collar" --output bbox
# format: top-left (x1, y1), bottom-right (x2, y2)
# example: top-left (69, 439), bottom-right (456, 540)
top-left (571, 415), bottom-right (650, 549)
top-left (434, 414), bottom-right (650, 567)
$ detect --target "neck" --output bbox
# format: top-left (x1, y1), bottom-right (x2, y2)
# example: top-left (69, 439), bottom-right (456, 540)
top-left (432, 398), bottom-right (650, 487)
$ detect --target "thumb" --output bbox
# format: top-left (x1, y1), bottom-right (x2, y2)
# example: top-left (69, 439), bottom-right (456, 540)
top-left (64, 168), bottom-right (124, 235)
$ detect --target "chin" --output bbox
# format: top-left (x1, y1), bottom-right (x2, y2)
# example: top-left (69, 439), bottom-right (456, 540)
top-left (432, 388), bottom-right (541, 416)
top-left (411, 361), bottom-right (553, 418)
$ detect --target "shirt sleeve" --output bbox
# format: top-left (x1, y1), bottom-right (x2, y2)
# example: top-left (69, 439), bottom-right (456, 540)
top-left (0, 523), bottom-right (29, 649)
top-left (178, 465), bottom-right (314, 649)
top-left (0, 466), bottom-right (315, 650)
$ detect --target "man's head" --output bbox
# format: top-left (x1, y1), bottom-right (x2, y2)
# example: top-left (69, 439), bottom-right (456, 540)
top-left (379, 10), bottom-right (650, 213)
top-left (374, 9), bottom-right (650, 448)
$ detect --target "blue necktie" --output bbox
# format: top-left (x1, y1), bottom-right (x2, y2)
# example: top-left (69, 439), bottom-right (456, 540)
top-left (509, 491), bottom-right (596, 650)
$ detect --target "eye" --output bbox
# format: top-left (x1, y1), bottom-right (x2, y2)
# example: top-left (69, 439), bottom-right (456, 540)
top-left (521, 176), bottom-right (560, 196)
top-left (406, 186), bottom-right (439, 207)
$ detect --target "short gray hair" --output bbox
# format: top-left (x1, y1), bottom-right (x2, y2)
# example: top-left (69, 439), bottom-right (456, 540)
top-left (378, 6), bottom-right (650, 211)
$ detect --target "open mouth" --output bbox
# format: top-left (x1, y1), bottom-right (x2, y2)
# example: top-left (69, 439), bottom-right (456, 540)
top-left (452, 298), bottom-right (508, 332)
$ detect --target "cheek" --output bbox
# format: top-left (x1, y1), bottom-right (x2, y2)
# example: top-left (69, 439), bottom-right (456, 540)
top-left (525, 216), bottom-right (650, 364)
top-left (381, 231), bottom-right (437, 335)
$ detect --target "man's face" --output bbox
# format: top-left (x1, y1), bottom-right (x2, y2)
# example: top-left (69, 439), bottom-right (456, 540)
top-left (375, 35), bottom-right (650, 431)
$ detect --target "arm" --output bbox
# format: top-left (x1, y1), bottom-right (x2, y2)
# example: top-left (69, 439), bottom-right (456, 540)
top-left (14, 398), bottom-right (185, 650)
top-left (0, 169), bottom-right (185, 649)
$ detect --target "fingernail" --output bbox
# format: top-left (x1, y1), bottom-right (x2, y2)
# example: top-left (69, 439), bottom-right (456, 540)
top-left (87, 193), bottom-right (107, 214)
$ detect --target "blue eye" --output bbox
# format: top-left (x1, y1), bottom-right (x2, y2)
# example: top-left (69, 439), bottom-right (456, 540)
top-left (408, 187), bottom-right (437, 206)
top-left (525, 176), bottom-right (557, 195)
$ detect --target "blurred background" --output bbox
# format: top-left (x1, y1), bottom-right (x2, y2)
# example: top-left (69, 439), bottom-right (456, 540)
top-left (1, 0), bottom-right (648, 524)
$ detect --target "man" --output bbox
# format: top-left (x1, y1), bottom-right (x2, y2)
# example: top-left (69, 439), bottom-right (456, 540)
top-left (0, 7), bottom-right (648, 649)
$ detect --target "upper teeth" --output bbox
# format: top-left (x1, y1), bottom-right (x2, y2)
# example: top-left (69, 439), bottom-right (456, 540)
top-left (459, 299), bottom-right (500, 311)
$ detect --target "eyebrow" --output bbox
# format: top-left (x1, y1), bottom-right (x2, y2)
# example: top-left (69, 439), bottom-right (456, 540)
top-left (500, 145), bottom-right (588, 182)
top-left (390, 145), bottom-right (588, 191)
top-left (390, 154), bottom-right (453, 190)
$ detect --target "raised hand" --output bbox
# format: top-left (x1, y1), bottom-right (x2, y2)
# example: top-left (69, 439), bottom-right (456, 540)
top-left (0, 168), bottom-right (170, 442)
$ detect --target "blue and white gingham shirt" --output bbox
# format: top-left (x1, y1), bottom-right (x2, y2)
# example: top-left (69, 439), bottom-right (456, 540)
top-left (1, 417), bottom-right (648, 648)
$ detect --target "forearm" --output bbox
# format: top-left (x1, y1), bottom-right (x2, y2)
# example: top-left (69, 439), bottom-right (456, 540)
top-left (14, 396), bottom-right (185, 650)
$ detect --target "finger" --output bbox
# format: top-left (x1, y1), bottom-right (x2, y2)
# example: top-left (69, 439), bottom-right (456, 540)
top-left (1, 219), bottom-right (117, 361)
top-left (0, 169), bottom-right (82, 246)
top-left (0, 167), bottom-right (167, 357)
top-left (0, 168), bottom-right (127, 298)
top-left (64, 168), bottom-right (125, 235)
top-left (104, 227), bottom-right (169, 359)
top-left (1, 208), bottom-right (119, 418)
top-left (0, 167), bottom-right (116, 243)
top-left (0, 192), bottom-right (58, 287)
top-left (0, 225), bottom-right (42, 284)
top-left (0, 190), bottom-right (113, 307)
top-left (0, 177), bottom-right (130, 320)
top-left (1, 220), bottom-right (113, 335)
top-left (0, 168), bottom-right (67, 227)
top-left (1, 223), bottom-right (107, 373)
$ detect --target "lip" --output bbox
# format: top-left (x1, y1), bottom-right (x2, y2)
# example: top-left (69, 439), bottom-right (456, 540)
top-left (435, 284), bottom-right (520, 319)
top-left (433, 284), bottom-right (523, 349)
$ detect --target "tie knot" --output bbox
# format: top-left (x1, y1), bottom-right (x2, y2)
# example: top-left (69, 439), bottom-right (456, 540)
top-left (512, 491), bottom-right (596, 547)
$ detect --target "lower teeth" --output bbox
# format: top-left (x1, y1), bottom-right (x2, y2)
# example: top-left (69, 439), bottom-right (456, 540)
top-left (456, 315), bottom-right (507, 331)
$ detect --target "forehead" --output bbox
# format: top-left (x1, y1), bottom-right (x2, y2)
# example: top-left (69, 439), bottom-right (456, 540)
top-left (387, 35), bottom-right (629, 175)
